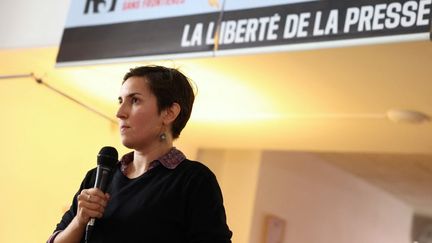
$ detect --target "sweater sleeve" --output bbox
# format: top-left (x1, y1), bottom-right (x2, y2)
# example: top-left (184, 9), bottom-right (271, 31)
top-left (47, 169), bottom-right (96, 242)
top-left (185, 165), bottom-right (232, 243)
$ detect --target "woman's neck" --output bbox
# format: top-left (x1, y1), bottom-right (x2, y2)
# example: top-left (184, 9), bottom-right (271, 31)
top-left (127, 142), bottom-right (172, 178)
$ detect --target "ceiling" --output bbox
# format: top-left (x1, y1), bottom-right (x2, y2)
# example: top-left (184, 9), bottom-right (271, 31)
top-left (1, 39), bottom-right (431, 216)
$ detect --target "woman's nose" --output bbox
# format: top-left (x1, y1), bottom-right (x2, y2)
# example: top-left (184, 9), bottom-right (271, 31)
top-left (116, 103), bottom-right (128, 119)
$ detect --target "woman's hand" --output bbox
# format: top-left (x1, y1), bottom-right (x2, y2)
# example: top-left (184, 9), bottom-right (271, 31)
top-left (76, 188), bottom-right (110, 226)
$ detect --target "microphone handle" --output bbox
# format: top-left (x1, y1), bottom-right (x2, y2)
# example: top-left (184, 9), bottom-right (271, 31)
top-left (85, 221), bottom-right (94, 243)
top-left (85, 166), bottom-right (111, 243)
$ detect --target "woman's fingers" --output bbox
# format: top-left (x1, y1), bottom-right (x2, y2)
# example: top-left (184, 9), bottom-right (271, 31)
top-left (77, 198), bottom-right (105, 212)
top-left (75, 206), bottom-right (104, 226)
top-left (78, 205), bottom-right (104, 218)
top-left (79, 189), bottom-right (109, 207)
top-left (76, 189), bottom-right (110, 225)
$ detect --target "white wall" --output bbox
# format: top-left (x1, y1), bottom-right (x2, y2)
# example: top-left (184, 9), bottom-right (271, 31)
top-left (249, 151), bottom-right (413, 243)
top-left (0, 0), bottom-right (69, 48)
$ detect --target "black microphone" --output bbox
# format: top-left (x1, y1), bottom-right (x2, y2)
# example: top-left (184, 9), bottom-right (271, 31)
top-left (85, 146), bottom-right (118, 243)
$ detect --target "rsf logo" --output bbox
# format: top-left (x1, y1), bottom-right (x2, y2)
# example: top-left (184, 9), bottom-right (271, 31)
top-left (84, 0), bottom-right (117, 14)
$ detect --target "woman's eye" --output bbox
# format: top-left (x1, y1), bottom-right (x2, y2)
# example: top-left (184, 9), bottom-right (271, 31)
top-left (131, 97), bottom-right (139, 104)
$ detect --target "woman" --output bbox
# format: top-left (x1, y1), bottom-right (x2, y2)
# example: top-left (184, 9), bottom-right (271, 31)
top-left (48, 66), bottom-right (232, 243)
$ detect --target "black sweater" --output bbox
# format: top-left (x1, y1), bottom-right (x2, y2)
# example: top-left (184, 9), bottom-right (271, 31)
top-left (54, 159), bottom-right (232, 243)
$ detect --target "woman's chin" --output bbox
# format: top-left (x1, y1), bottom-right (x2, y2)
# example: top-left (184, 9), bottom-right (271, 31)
top-left (120, 138), bottom-right (135, 149)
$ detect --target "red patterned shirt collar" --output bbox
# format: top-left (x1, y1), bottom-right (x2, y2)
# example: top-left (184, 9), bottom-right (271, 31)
top-left (119, 147), bottom-right (185, 175)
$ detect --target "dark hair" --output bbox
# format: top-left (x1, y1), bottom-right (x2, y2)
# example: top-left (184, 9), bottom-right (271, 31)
top-left (123, 65), bottom-right (195, 139)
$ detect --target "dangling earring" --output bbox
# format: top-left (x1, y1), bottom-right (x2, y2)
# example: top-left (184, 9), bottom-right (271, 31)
top-left (159, 132), bottom-right (167, 142)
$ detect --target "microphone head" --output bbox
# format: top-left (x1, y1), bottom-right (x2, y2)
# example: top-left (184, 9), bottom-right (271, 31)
top-left (97, 146), bottom-right (118, 169)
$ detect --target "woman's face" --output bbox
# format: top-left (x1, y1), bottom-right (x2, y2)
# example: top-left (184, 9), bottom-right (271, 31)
top-left (116, 76), bottom-right (164, 150)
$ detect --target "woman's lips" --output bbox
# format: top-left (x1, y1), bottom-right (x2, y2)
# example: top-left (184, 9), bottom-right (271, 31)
top-left (120, 125), bottom-right (130, 133)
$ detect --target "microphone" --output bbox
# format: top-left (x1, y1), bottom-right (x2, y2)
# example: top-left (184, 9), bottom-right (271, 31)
top-left (85, 146), bottom-right (118, 243)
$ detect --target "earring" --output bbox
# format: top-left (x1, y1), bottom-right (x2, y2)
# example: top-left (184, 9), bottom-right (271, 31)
top-left (159, 132), bottom-right (167, 142)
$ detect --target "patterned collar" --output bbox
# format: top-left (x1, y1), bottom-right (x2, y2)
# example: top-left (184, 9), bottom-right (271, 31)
top-left (119, 147), bottom-right (186, 175)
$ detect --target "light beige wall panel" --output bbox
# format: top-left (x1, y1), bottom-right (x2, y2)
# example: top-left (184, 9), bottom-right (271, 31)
top-left (249, 151), bottom-right (413, 243)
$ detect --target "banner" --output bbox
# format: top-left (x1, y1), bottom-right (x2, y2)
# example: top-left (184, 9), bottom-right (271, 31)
top-left (57, 0), bottom-right (432, 65)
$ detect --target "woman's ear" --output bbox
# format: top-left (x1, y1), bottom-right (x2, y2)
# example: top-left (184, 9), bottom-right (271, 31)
top-left (163, 102), bottom-right (181, 124)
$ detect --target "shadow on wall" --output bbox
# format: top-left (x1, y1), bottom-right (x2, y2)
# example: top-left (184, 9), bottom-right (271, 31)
top-left (412, 214), bottom-right (432, 243)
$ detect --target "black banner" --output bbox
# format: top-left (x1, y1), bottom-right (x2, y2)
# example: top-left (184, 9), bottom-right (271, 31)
top-left (57, 0), bottom-right (432, 65)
